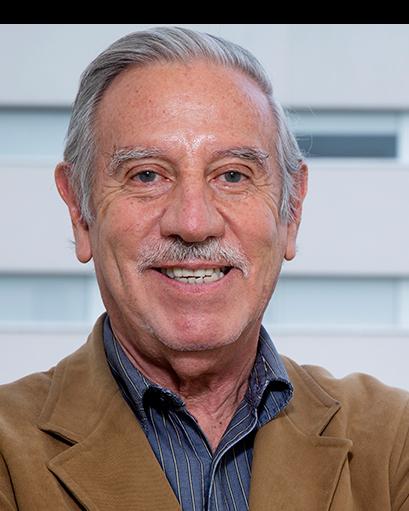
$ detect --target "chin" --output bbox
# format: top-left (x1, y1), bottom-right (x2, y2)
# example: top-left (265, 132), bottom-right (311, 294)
top-left (153, 326), bottom-right (244, 353)
top-left (161, 339), bottom-right (233, 353)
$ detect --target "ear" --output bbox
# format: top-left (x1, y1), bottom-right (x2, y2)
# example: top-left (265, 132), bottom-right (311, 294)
top-left (54, 162), bottom-right (93, 263)
top-left (285, 161), bottom-right (308, 261)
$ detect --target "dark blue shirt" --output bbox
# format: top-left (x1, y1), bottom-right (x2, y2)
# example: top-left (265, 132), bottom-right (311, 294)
top-left (103, 316), bottom-right (293, 510)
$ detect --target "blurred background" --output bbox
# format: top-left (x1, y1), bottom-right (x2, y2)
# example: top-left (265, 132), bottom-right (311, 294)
top-left (0, 24), bottom-right (408, 386)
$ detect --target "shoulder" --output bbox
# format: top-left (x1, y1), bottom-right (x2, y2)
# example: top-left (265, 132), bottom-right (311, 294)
top-left (0, 369), bottom-right (54, 434)
top-left (0, 319), bottom-right (104, 432)
top-left (283, 355), bottom-right (409, 437)
top-left (286, 356), bottom-right (409, 406)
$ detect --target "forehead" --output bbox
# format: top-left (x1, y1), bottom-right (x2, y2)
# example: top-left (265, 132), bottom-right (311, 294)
top-left (96, 60), bottom-right (276, 155)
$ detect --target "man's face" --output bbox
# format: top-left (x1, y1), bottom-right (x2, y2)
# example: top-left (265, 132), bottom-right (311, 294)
top-left (61, 61), bottom-right (304, 354)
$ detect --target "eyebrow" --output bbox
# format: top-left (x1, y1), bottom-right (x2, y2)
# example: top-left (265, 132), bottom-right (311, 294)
top-left (212, 147), bottom-right (270, 168)
top-left (108, 145), bottom-right (270, 175)
top-left (108, 147), bottom-right (163, 176)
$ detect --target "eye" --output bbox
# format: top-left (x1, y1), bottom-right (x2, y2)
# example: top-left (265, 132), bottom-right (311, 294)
top-left (221, 170), bottom-right (247, 183)
top-left (132, 170), bottom-right (158, 183)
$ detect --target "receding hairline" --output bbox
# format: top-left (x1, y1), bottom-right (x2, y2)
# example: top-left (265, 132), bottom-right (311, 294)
top-left (93, 56), bottom-right (276, 121)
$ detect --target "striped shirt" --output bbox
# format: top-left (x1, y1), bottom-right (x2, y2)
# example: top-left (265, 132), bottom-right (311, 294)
top-left (103, 316), bottom-right (293, 510)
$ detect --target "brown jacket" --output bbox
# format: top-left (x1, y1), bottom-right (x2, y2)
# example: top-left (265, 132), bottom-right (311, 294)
top-left (1, 316), bottom-right (409, 510)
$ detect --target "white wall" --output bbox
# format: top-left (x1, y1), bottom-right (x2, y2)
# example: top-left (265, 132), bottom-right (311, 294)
top-left (0, 24), bottom-right (408, 388)
top-left (1, 24), bottom-right (409, 108)
top-left (290, 162), bottom-right (409, 276)
top-left (273, 332), bottom-right (409, 391)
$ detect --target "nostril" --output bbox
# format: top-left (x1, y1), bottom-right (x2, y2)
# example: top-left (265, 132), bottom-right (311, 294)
top-left (159, 192), bottom-right (225, 242)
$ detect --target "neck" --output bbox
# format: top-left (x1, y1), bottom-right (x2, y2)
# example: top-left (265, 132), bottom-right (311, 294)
top-left (177, 364), bottom-right (253, 451)
top-left (111, 320), bottom-right (260, 451)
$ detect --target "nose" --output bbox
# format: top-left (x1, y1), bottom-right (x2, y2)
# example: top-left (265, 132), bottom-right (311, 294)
top-left (159, 177), bottom-right (225, 242)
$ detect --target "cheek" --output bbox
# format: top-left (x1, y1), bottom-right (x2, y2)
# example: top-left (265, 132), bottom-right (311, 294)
top-left (238, 201), bottom-right (281, 253)
top-left (91, 199), bottom-right (157, 258)
top-left (110, 193), bottom-right (165, 229)
top-left (234, 200), bottom-right (287, 289)
top-left (228, 177), bottom-right (283, 247)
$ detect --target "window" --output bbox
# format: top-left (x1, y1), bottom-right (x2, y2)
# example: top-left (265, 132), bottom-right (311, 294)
top-left (0, 275), bottom-right (104, 330)
top-left (287, 110), bottom-right (409, 161)
top-left (265, 276), bottom-right (409, 334)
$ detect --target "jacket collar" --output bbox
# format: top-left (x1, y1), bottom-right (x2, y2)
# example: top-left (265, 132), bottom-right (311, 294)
top-left (38, 316), bottom-right (352, 511)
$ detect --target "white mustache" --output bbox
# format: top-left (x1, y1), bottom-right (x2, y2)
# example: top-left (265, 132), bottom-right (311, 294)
top-left (136, 238), bottom-right (250, 277)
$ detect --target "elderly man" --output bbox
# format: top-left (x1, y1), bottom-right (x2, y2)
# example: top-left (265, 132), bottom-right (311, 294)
top-left (1, 26), bottom-right (408, 511)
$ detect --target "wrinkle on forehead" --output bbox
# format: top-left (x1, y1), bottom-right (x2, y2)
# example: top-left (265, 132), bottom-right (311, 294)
top-left (98, 61), bottom-right (274, 129)
top-left (95, 61), bottom-right (277, 178)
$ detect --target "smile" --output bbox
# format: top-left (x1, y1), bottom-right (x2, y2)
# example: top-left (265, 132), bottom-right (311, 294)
top-left (157, 267), bottom-right (231, 284)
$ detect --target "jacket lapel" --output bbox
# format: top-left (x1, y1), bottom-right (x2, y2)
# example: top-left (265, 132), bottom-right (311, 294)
top-left (46, 392), bottom-right (180, 511)
top-left (249, 357), bottom-right (353, 511)
top-left (38, 315), bottom-right (181, 511)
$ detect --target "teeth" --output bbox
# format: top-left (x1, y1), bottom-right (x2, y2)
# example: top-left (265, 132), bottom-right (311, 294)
top-left (193, 269), bottom-right (207, 277)
top-left (159, 267), bottom-right (227, 284)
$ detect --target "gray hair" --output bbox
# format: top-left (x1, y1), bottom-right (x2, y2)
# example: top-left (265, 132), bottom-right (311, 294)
top-left (63, 26), bottom-right (303, 224)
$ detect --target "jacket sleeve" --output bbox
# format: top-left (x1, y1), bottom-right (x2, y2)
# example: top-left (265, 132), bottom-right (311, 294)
top-left (390, 397), bottom-right (409, 510)
top-left (0, 453), bottom-right (17, 510)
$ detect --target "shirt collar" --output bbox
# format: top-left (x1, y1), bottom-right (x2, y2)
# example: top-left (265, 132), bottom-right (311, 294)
top-left (103, 316), bottom-right (292, 425)
top-left (247, 325), bottom-right (292, 404)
